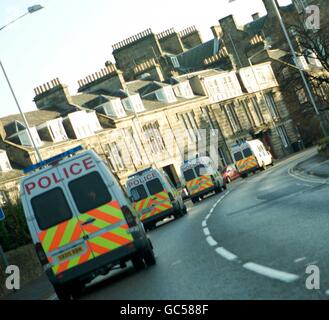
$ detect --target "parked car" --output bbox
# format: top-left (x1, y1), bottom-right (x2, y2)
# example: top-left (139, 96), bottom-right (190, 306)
top-left (222, 164), bottom-right (240, 183)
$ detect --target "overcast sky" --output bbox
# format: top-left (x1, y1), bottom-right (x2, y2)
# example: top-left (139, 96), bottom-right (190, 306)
top-left (0, 0), bottom-right (292, 118)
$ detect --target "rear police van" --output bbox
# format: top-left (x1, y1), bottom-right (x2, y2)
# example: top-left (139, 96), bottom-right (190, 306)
top-left (181, 156), bottom-right (226, 204)
top-left (231, 142), bottom-right (258, 178)
top-left (126, 168), bottom-right (187, 231)
top-left (20, 146), bottom-right (156, 300)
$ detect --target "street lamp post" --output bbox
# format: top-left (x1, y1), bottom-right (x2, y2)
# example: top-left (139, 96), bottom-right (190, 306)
top-left (270, 0), bottom-right (327, 136)
top-left (0, 5), bottom-right (44, 162)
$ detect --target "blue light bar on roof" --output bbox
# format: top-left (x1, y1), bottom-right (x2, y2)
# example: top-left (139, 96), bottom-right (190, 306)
top-left (23, 146), bottom-right (84, 174)
top-left (128, 167), bottom-right (153, 179)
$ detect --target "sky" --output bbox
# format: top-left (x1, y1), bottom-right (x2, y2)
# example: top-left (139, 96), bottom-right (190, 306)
top-left (0, 0), bottom-right (292, 118)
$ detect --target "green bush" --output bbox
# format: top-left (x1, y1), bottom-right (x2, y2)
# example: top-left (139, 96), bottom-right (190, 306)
top-left (0, 201), bottom-right (32, 252)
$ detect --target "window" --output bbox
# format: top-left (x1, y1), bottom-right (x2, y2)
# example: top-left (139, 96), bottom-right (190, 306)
top-left (143, 121), bottom-right (166, 154)
top-left (277, 126), bottom-right (290, 148)
top-left (32, 188), bottom-right (73, 230)
top-left (195, 164), bottom-right (207, 177)
top-left (130, 185), bottom-right (148, 202)
top-left (179, 111), bottom-right (201, 142)
top-left (170, 56), bottom-right (180, 68)
top-left (106, 142), bottom-right (125, 171)
top-left (183, 169), bottom-right (196, 182)
top-left (69, 172), bottom-right (112, 213)
top-left (250, 97), bottom-right (264, 125)
top-left (243, 148), bottom-right (253, 158)
top-left (201, 107), bottom-right (217, 136)
top-left (146, 178), bottom-right (164, 195)
top-left (174, 82), bottom-right (194, 99)
top-left (265, 93), bottom-right (280, 119)
top-left (225, 103), bottom-right (240, 133)
top-left (125, 128), bottom-right (142, 165)
top-left (241, 100), bottom-right (255, 127)
top-left (233, 151), bottom-right (243, 162)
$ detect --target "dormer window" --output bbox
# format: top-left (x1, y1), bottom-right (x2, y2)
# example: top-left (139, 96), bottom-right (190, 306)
top-left (97, 98), bottom-right (127, 118)
top-left (122, 94), bottom-right (145, 113)
top-left (155, 86), bottom-right (177, 103)
top-left (174, 82), bottom-right (194, 99)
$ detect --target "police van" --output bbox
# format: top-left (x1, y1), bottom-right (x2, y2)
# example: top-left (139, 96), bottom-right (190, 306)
top-left (20, 146), bottom-right (155, 300)
top-left (231, 139), bottom-right (273, 177)
top-left (181, 156), bottom-right (226, 204)
top-left (126, 167), bottom-right (187, 231)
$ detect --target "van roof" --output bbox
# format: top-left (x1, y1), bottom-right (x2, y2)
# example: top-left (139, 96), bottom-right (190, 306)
top-left (23, 146), bottom-right (84, 174)
top-left (20, 147), bottom-right (94, 184)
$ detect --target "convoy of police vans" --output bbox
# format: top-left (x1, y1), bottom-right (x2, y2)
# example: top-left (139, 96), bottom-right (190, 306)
top-left (19, 139), bottom-right (273, 299)
top-left (126, 168), bottom-right (187, 231)
top-left (181, 156), bottom-right (226, 204)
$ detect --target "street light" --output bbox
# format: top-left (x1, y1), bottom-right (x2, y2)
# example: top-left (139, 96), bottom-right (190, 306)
top-left (0, 5), bottom-right (44, 162)
top-left (269, 0), bottom-right (327, 136)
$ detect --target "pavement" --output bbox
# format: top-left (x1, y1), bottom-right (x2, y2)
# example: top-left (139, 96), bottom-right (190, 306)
top-left (4, 147), bottom-right (329, 300)
top-left (293, 148), bottom-right (329, 179)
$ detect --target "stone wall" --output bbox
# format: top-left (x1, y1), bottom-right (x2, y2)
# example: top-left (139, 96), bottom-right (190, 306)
top-left (0, 244), bottom-right (43, 297)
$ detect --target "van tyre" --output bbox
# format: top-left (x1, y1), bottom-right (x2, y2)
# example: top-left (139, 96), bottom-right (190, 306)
top-left (132, 255), bottom-right (145, 271)
top-left (191, 197), bottom-right (198, 204)
top-left (54, 283), bottom-right (72, 301)
top-left (143, 239), bottom-right (156, 267)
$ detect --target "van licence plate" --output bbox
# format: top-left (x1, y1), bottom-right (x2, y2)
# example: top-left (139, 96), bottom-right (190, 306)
top-left (57, 245), bottom-right (84, 262)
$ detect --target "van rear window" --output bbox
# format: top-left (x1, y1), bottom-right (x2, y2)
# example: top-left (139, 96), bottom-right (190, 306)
top-left (146, 178), bottom-right (164, 195)
top-left (69, 172), bottom-right (112, 213)
top-left (243, 148), bottom-right (253, 158)
top-left (183, 169), bottom-right (196, 182)
top-left (130, 185), bottom-right (148, 202)
top-left (234, 152), bottom-right (243, 162)
top-left (31, 188), bottom-right (73, 231)
top-left (195, 164), bottom-right (207, 176)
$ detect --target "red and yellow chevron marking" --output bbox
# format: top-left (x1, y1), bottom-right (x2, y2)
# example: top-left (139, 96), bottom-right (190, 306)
top-left (39, 200), bottom-right (134, 275)
top-left (186, 176), bottom-right (214, 196)
top-left (236, 156), bottom-right (258, 174)
top-left (133, 191), bottom-right (173, 222)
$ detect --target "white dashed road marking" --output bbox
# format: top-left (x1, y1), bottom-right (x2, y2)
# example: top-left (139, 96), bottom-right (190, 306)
top-left (206, 236), bottom-right (218, 247)
top-left (294, 257), bottom-right (306, 263)
top-left (243, 262), bottom-right (299, 283)
top-left (215, 247), bottom-right (238, 261)
top-left (203, 228), bottom-right (210, 236)
top-left (203, 190), bottom-right (300, 284)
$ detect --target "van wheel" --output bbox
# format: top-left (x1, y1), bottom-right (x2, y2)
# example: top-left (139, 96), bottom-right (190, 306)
top-left (71, 282), bottom-right (84, 299)
top-left (143, 239), bottom-right (156, 267)
top-left (183, 205), bottom-right (188, 214)
top-left (54, 283), bottom-right (72, 301)
top-left (191, 197), bottom-right (198, 204)
top-left (132, 255), bottom-right (145, 271)
top-left (223, 183), bottom-right (227, 191)
top-left (215, 184), bottom-right (222, 194)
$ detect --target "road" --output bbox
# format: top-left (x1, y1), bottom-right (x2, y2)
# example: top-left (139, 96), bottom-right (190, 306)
top-left (59, 148), bottom-right (327, 300)
top-left (8, 148), bottom-right (329, 300)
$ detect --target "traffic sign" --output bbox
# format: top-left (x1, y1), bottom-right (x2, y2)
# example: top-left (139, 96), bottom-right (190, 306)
top-left (0, 208), bottom-right (5, 221)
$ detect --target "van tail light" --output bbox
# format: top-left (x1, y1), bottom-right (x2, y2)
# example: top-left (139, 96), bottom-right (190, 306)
top-left (121, 206), bottom-right (137, 227)
top-left (35, 243), bottom-right (48, 266)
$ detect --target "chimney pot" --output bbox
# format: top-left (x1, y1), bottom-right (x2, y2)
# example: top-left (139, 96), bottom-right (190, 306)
top-left (252, 12), bottom-right (260, 20)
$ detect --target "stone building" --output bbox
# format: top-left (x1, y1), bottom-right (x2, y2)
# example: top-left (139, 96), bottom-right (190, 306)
top-left (0, 59), bottom-right (299, 206)
top-left (111, 26), bottom-right (203, 81)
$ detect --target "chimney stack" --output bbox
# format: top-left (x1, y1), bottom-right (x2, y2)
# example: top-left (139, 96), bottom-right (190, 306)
top-left (211, 25), bottom-right (222, 39)
top-left (252, 12), bottom-right (260, 21)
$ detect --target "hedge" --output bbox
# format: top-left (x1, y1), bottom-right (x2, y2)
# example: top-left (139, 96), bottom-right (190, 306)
top-left (0, 201), bottom-right (32, 252)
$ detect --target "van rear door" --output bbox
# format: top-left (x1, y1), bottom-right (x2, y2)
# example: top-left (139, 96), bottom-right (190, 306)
top-left (62, 156), bottom-right (134, 258)
top-left (25, 167), bottom-right (93, 276)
